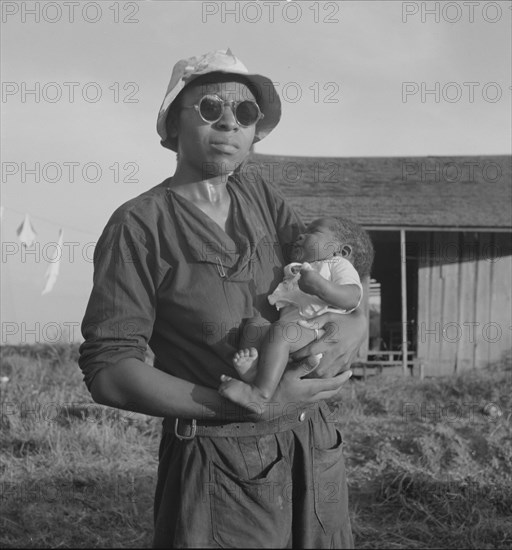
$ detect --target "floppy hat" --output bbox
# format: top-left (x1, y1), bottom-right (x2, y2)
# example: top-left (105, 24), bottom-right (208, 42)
top-left (157, 48), bottom-right (281, 151)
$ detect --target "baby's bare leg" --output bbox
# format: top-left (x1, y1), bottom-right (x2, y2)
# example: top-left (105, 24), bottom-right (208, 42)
top-left (239, 316), bottom-right (271, 350)
top-left (221, 320), bottom-right (292, 406)
top-left (252, 320), bottom-right (320, 397)
top-left (232, 317), bottom-right (271, 383)
top-left (220, 320), bottom-right (320, 407)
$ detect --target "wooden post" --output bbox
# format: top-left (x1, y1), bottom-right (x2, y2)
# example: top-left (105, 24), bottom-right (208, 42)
top-left (400, 230), bottom-right (408, 375)
top-left (357, 275), bottom-right (370, 361)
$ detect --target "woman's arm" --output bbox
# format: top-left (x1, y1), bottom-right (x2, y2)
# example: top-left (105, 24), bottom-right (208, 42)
top-left (90, 358), bottom-right (229, 420)
top-left (291, 308), bottom-right (368, 378)
top-left (89, 355), bottom-right (352, 422)
top-left (90, 356), bottom-right (352, 422)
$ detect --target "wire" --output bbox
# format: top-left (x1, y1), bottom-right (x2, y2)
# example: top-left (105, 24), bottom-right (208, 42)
top-left (0, 205), bottom-right (99, 237)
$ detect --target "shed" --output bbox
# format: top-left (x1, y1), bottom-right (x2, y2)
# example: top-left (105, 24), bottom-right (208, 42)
top-left (247, 153), bottom-right (512, 376)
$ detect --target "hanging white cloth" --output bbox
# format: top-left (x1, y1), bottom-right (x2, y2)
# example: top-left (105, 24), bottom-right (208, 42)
top-left (16, 214), bottom-right (37, 247)
top-left (42, 229), bottom-right (64, 295)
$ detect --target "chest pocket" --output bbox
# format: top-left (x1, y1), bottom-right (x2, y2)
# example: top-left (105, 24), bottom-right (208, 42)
top-left (165, 183), bottom-right (280, 344)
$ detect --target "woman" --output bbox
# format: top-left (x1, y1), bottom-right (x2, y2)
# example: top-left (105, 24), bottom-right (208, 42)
top-left (79, 49), bottom-right (366, 548)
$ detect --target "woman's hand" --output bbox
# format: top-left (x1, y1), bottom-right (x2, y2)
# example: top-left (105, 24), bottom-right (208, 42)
top-left (290, 308), bottom-right (367, 378)
top-left (244, 356), bottom-right (352, 422)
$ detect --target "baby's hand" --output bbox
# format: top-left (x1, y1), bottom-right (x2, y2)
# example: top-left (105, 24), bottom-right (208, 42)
top-left (298, 266), bottom-right (322, 294)
top-left (287, 262), bottom-right (303, 277)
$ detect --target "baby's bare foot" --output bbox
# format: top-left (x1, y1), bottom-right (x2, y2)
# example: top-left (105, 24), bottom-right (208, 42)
top-left (218, 375), bottom-right (268, 410)
top-left (232, 348), bottom-right (259, 383)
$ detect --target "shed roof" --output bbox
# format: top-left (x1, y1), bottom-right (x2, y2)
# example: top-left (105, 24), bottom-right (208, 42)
top-left (248, 153), bottom-right (512, 231)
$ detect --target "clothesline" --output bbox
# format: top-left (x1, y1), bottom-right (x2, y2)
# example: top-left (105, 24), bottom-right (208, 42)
top-left (0, 205), bottom-right (99, 237)
top-left (1, 206), bottom-right (98, 295)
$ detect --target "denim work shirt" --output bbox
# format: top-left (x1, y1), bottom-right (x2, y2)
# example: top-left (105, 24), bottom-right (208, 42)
top-left (78, 173), bottom-right (304, 391)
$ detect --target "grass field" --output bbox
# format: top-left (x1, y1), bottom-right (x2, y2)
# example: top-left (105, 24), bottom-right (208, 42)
top-left (1, 344), bottom-right (511, 548)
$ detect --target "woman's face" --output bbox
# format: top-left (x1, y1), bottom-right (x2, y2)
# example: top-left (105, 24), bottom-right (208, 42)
top-left (172, 80), bottom-right (257, 178)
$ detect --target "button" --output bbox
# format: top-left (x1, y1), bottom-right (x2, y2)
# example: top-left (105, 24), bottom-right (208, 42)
top-left (298, 411), bottom-right (306, 422)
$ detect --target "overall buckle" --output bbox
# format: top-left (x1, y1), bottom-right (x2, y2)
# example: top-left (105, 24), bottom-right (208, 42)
top-left (174, 418), bottom-right (197, 440)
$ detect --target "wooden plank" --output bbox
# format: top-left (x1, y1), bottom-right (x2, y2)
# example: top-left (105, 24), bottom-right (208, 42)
top-left (427, 233), bottom-right (449, 376)
top-left (474, 233), bottom-right (492, 368)
top-left (416, 233), bottom-right (431, 373)
top-left (362, 226), bottom-right (512, 233)
top-left (367, 351), bottom-right (415, 359)
top-left (375, 365), bottom-right (408, 377)
top-left (438, 232), bottom-right (460, 374)
top-left (455, 233), bottom-right (478, 372)
top-left (357, 275), bottom-right (370, 361)
top-left (351, 364), bottom-right (417, 378)
top-left (354, 361), bottom-right (403, 366)
top-left (352, 360), bottom-right (417, 367)
top-left (409, 360), bottom-right (425, 379)
top-left (400, 230), bottom-right (408, 374)
top-left (488, 234), bottom-right (512, 363)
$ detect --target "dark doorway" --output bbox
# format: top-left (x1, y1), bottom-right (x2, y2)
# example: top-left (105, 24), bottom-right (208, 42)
top-left (368, 230), bottom-right (418, 352)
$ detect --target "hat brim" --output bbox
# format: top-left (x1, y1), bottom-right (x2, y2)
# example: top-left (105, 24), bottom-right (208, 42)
top-left (157, 71), bottom-right (281, 152)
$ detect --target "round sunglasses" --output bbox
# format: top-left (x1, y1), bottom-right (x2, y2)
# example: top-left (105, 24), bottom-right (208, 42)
top-left (182, 94), bottom-right (264, 127)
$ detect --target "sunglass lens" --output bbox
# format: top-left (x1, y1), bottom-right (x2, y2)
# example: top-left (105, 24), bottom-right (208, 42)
top-left (199, 96), bottom-right (223, 122)
top-left (235, 101), bottom-right (260, 126)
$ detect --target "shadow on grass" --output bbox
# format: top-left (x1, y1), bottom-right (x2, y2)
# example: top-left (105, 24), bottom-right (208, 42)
top-left (350, 470), bottom-right (512, 549)
top-left (1, 474), bottom-right (155, 548)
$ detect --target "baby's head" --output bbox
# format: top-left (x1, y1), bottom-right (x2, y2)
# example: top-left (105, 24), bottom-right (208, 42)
top-left (290, 217), bottom-right (374, 277)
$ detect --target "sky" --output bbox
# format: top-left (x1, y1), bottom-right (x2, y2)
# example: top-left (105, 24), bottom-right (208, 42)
top-left (1, 0), bottom-right (511, 344)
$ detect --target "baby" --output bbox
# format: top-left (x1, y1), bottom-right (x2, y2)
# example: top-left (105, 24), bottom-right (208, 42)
top-left (218, 216), bottom-right (374, 408)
